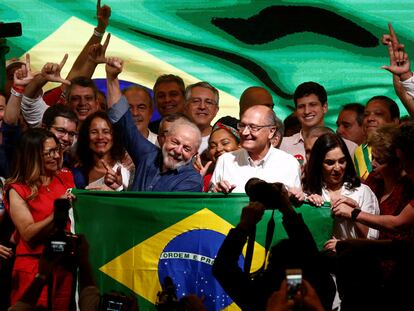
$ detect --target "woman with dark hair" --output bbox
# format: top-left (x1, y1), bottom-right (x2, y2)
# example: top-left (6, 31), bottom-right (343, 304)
top-left (305, 133), bottom-right (379, 241)
top-left (73, 111), bottom-right (129, 190)
top-left (4, 128), bottom-right (75, 309)
top-left (193, 116), bottom-right (240, 191)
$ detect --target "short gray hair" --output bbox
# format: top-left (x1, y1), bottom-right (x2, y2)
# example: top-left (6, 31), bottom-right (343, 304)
top-left (264, 107), bottom-right (278, 127)
top-left (167, 119), bottom-right (202, 152)
top-left (185, 81), bottom-right (219, 106)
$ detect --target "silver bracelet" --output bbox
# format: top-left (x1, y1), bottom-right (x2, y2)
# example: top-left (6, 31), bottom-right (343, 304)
top-left (93, 28), bottom-right (104, 38)
top-left (10, 88), bottom-right (23, 98)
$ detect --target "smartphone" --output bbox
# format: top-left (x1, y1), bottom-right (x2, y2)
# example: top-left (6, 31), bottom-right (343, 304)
top-left (101, 293), bottom-right (129, 311)
top-left (286, 268), bottom-right (302, 299)
top-left (105, 300), bottom-right (123, 311)
top-left (0, 22), bottom-right (22, 38)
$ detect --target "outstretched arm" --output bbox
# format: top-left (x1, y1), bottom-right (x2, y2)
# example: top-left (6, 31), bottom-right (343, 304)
top-left (64, 0), bottom-right (111, 83)
top-left (213, 202), bottom-right (267, 310)
top-left (86, 33), bottom-right (121, 107)
top-left (332, 197), bottom-right (414, 232)
top-left (381, 23), bottom-right (414, 117)
top-left (105, 56), bottom-right (123, 108)
top-left (21, 54), bottom-right (71, 127)
top-left (4, 54), bottom-right (34, 126)
top-left (24, 54), bottom-right (71, 99)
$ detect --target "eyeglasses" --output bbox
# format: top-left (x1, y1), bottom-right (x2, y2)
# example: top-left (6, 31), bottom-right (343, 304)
top-left (237, 122), bottom-right (274, 132)
top-left (43, 145), bottom-right (62, 158)
top-left (188, 97), bottom-right (218, 107)
top-left (50, 126), bottom-right (77, 138)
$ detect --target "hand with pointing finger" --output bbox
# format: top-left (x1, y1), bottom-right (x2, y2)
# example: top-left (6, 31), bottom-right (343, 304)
top-left (40, 54), bottom-right (71, 85)
top-left (102, 160), bottom-right (124, 190)
top-left (381, 23), bottom-right (412, 80)
top-left (96, 0), bottom-right (111, 33)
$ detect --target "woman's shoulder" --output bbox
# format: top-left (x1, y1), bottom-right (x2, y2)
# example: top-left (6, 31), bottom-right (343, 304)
top-left (4, 182), bottom-right (32, 204)
top-left (7, 182), bottom-right (30, 193)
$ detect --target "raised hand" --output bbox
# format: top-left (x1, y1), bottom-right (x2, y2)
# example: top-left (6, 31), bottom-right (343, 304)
top-left (96, 0), bottom-right (111, 32)
top-left (266, 280), bottom-right (295, 311)
top-left (193, 154), bottom-right (212, 177)
top-left (381, 23), bottom-right (411, 79)
top-left (301, 280), bottom-right (325, 311)
top-left (88, 33), bottom-right (111, 64)
top-left (13, 54), bottom-right (34, 87)
top-left (102, 159), bottom-right (123, 190)
top-left (239, 201), bottom-right (266, 231)
top-left (105, 56), bottom-right (123, 79)
top-left (41, 54), bottom-right (71, 85)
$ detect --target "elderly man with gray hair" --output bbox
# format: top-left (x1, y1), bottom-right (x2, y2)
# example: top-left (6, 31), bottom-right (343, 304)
top-left (210, 105), bottom-right (301, 193)
top-left (105, 56), bottom-right (203, 192)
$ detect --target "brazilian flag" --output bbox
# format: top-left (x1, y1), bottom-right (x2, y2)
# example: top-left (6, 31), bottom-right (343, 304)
top-left (73, 190), bottom-right (333, 311)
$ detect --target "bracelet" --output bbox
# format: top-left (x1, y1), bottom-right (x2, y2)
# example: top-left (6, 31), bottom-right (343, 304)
top-left (93, 28), bottom-right (104, 38)
top-left (351, 208), bottom-right (361, 222)
top-left (13, 85), bottom-right (25, 93)
top-left (10, 87), bottom-right (23, 98)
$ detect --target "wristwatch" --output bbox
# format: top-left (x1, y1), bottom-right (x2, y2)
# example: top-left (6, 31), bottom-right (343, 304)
top-left (351, 208), bottom-right (361, 222)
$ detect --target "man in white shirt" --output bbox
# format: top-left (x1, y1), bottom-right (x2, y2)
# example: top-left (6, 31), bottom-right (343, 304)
top-left (210, 105), bottom-right (301, 193)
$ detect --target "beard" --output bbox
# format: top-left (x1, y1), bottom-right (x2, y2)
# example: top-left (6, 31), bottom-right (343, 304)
top-left (162, 145), bottom-right (191, 170)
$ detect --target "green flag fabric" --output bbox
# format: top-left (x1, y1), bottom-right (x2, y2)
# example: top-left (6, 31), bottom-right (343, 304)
top-left (73, 190), bottom-right (333, 311)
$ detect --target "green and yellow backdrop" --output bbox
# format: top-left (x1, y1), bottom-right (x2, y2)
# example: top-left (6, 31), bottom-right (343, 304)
top-left (3, 0), bottom-right (414, 125)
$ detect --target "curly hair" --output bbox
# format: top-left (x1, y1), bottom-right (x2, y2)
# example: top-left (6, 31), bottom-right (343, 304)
top-left (367, 124), bottom-right (399, 165)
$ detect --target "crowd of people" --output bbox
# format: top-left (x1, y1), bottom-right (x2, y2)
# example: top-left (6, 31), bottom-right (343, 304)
top-left (1, 1), bottom-right (414, 309)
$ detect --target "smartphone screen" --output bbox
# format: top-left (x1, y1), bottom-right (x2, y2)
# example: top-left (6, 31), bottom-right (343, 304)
top-left (106, 300), bottom-right (123, 311)
top-left (286, 268), bottom-right (302, 299)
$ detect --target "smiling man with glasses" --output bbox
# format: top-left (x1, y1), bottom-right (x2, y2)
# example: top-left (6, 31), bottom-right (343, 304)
top-left (41, 105), bottom-right (78, 168)
top-left (210, 105), bottom-right (301, 193)
top-left (184, 81), bottom-right (219, 154)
